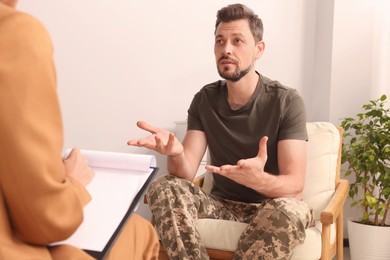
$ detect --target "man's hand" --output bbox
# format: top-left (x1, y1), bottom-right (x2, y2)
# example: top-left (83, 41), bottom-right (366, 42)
top-left (205, 136), bottom-right (268, 190)
top-left (127, 121), bottom-right (184, 156)
top-left (64, 148), bottom-right (95, 186)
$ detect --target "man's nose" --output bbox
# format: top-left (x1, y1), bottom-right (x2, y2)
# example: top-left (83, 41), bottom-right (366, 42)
top-left (222, 42), bottom-right (233, 55)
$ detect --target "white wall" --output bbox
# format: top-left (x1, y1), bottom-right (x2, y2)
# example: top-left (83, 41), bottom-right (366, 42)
top-left (17, 0), bottom-right (389, 233)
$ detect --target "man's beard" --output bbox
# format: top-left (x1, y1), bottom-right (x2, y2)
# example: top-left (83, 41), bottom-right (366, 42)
top-left (217, 61), bottom-right (253, 82)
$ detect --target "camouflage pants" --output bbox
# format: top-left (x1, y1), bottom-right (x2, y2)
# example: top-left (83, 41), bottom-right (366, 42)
top-left (146, 175), bottom-right (315, 260)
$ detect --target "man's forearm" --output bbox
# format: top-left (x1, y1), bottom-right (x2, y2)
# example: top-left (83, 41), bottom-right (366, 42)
top-left (167, 153), bottom-right (194, 180)
top-left (253, 172), bottom-right (305, 199)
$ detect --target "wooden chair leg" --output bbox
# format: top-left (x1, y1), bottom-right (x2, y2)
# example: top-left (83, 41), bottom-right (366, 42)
top-left (336, 211), bottom-right (344, 260)
top-left (207, 248), bottom-right (234, 259)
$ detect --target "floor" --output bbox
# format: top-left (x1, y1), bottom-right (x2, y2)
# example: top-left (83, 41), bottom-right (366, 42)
top-left (333, 247), bottom-right (351, 260)
top-left (344, 247), bottom-right (351, 260)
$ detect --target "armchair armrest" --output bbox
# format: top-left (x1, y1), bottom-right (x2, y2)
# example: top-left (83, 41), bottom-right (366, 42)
top-left (320, 179), bottom-right (349, 225)
top-left (193, 175), bottom-right (205, 188)
top-left (319, 178), bottom-right (349, 260)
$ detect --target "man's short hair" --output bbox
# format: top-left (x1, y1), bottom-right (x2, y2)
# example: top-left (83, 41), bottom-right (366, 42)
top-left (215, 3), bottom-right (263, 42)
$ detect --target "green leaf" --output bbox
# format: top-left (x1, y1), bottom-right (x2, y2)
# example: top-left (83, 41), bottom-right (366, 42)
top-left (350, 201), bottom-right (358, 207)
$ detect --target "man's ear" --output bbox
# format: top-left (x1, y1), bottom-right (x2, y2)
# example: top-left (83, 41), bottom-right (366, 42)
top-left (255, 41), bottom-right (265, 59)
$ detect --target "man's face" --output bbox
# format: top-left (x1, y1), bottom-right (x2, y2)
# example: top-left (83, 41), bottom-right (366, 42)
top-left (214, 19), bottom-right (264, 82)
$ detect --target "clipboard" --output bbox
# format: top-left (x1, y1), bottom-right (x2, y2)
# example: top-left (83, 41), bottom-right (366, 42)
top-left (54, 150), bottom-right (159, 259)
top-left (84, 167), bottom-right (158, 259)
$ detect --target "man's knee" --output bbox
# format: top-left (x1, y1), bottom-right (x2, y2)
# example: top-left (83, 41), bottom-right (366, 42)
top-left (148, 175), bottom-right (176, 194)
top-left (265, 198), bottom-right (310, 243)
top-left (146, 175), bottom-right (193, 207)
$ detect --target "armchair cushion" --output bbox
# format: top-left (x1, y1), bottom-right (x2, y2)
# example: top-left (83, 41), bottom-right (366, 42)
top-left (196, 219), bottom-right (334, 259)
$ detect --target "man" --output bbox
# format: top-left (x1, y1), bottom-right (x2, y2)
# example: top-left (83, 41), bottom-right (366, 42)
top-left (0, 1), bottom-right (159, 259)
top-left (129, 3), bottom-right (314, 260)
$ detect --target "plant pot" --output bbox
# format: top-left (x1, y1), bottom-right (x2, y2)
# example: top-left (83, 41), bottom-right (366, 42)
top-left (347, 218), bottom-right (390, 260)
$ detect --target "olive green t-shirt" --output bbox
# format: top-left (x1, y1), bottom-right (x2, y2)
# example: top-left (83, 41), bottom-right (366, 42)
top-left (187, 73), bottom-right (307, 202)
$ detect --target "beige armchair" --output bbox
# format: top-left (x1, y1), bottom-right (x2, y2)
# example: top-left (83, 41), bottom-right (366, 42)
top-left (155, 122), bottom-right (349, 260)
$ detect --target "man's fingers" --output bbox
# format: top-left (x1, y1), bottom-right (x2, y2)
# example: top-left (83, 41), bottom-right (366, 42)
top-left (136, 121), bottom-right (158, 134)
top-left (154, 135), bottom-right (165, 153)
top-left (165, 133), bottom-right (176, 152)
top-left (205, 165), bottom-right (220, 173)
top-left (257, 136), bottom-right (268, 159)
top-left (127, 138), bottom-right (147, 146)
top-left (127, 139), bottom-right (140, 146)
top-left (206, 164), bottom-right (235, 174)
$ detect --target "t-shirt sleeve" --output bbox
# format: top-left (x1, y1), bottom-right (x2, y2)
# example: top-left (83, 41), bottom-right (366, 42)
top-left (278, 89), bottom-right (308, 141)
top-left (187, 91), bottom-right (204, 131)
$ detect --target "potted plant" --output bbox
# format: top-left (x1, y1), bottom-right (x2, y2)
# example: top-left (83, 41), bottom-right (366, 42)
top-left (340, 94), bottom-right (390, 260)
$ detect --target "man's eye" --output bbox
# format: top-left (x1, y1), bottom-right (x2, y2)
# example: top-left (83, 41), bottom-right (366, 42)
top-left (215, 39), bottom-right (223, 45)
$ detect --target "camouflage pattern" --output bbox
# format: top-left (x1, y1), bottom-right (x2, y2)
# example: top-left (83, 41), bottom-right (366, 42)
top-left (146, 175), bottom-right (315, 260)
